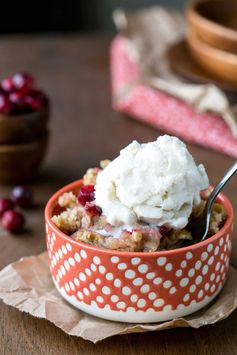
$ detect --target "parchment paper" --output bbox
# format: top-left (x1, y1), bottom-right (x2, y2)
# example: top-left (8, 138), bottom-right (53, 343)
top-left (0, 252), bottom-right (237, 343)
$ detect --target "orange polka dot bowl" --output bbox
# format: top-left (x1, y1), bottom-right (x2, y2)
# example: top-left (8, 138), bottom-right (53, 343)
top-left (45, 179), bottom-right (234, 323)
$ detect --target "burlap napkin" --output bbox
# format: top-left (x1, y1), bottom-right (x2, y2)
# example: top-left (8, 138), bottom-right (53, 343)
top-left (113, 7), bottom-right (237, 137)
top-left (0, 252), bottom-right (237, 343)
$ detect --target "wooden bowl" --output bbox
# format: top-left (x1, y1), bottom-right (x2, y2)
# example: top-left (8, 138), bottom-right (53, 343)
top-left (186, 30), bottom-right (237, 84)
top-left (0, 132), bottom-right (49, 184)
top-left (167, 39), bottom-right (237, 101)
top-left (187, 0), bottom-right (237, 53)
top-left (0, 104), bottom-right (50, 145)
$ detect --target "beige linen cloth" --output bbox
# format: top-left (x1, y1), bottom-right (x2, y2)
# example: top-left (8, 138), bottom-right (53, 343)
top-left (113, 7), bottom-right (237, 137)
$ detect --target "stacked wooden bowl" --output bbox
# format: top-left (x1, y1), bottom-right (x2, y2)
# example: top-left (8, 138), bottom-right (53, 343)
top-left (0, 74), bottom-right (50, 184)
top-left (0, 108), bottom-right (50, 184)
top-left (186, 0), bottom-right (237, 85)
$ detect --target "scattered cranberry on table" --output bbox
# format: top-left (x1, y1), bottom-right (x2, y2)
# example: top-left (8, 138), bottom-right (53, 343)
top-left (11, 185), bottom-right (33, 209)
top-left (1, 210), bottom-right (25, 233)
top-left (0, 185), bottom-right (34, 234)
top-left (0, 198), bottom-right (14, 217)
top-left (0, 72), bottom-right (48, 114)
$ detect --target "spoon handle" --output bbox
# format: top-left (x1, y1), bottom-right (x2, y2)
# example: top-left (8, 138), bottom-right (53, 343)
top-left (207, 160), bottom-right (237, 209)
top-left (201, 160), bottom-right (237, 241)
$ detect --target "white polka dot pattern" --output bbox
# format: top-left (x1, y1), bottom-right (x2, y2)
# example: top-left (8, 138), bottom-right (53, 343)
top-left (46, 221), bottom-right (232, 313)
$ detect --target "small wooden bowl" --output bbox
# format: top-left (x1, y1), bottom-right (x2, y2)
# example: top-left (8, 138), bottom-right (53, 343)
top-left (0, 132), bottom-right (49, 184)
top-left (0, 104), bottom-right (50, 145)
top-left (186, 30), bottom-right (237, 84)
top-left (167, 39), bottom-right (237, 100)
top-left (187, 0), bottom-right (237, 53)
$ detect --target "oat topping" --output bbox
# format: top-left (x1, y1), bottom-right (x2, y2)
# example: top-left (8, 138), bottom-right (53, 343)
top-left (83, 168), bottom-right (100, 186)
top-left (100, 160), bottom-right (111, 169)
top-left (51, 168), bottom-right (226, 252)
top-left (52, 206), bottom-right (82, 234)
top-left (58, 192), bottom-right (77, 208)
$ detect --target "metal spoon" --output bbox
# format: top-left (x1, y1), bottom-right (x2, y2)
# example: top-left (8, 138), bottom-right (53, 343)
top-left (187, 160), bottom-right (237, 242)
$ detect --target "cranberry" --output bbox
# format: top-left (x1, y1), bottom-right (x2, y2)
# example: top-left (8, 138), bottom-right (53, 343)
top-left (9, 90), bottom-right (27, 111)
top-left (29, 89), bottom-right (46, 99)
top-left (0, 198), bottom-right (14, 217)
top-left (1, 77), bottom-right (15, 92)
top-left (0, 93), bottom-right (12, 114)
top-left (11, 186), bottom-right (33, 208)
top-left (12, 72), bottom-right (34, 91)
top-left (84, 203), bottom-right (102, 217)
top-left (1, 210), bottom-right (25, 233)
top-left (159, 225), bottom-right (169, 237)
top-left (24, 93), bottom-right (44, 111)
top-left (78, 185), bottom-right (95, 206)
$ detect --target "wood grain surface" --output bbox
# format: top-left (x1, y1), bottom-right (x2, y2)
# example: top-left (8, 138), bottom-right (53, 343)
top-left (0, 33), bottom-right (236, 355)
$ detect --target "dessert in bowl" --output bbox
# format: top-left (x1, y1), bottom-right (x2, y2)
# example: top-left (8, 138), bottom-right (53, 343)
top-left (45, 136), bottom-right (233, 323)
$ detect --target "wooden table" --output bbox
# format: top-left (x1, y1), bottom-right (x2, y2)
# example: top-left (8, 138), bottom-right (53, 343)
top-left (0, 33), bottom-right (237, 355)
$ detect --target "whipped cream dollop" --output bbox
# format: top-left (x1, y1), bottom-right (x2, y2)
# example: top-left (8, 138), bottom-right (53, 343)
top-left (95, 135), bottom-right (209, 229)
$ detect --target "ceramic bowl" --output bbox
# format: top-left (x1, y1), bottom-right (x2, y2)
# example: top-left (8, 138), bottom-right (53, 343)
top-left (0, 105), bottom-right (50, 145)
top-left (45, 179), bottom-right (233, 323)
top-left (186, 30), bottom-right (237, 84)
top-left (187, 0), bottom-right (237, 53)
top-left (0, 132), bottom-right (49, 184)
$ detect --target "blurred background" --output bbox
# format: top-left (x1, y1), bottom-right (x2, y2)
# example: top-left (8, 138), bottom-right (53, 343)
top-left (0, 0), bottom-right (186, 33)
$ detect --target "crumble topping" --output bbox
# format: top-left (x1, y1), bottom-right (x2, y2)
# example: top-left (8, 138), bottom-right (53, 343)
top-left (52, 186), bottom-right (227, 252)
top-left (51, 162), bottom-right (226, 252)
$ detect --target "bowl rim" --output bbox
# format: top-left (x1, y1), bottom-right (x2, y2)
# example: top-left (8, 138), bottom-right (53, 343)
top-left (187, 0), bottom-right (237, 41)
top-left (0, 103), bottom-right (50, 121)
top-left (45, 179), bottom-right (234, 257)
top-left (186, 30), bottom-right (237, 64)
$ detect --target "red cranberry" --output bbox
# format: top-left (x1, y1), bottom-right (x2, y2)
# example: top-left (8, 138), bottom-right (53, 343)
top-left (9, 90), bottom-right (27, 111)
top-left (0, 94), bottom-right (12, 114)
top-left (78, 185), bottom-right (95, 206)
top-left (1, 77), bottom-right (15, 92)
top-left (159, 225), bottom-right (169, 237)
top-left (24, 93), bottom-right (44, 111)
top-left (29, 89), bottom-right (46, 98)
top-left (1, 210), bottom-right (25, 233)
top-left (12, 72), bottom-right (34, 91)
top-left (84, 203), bottom-right (102, 217)
top-left (0, 198), bottom-right (14, 217)
top-left (11, 186), bottom-right (33, 208)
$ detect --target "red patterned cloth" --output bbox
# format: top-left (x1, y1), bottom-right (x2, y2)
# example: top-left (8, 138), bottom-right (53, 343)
top-left (111, 35), bottom-right (237, 158)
